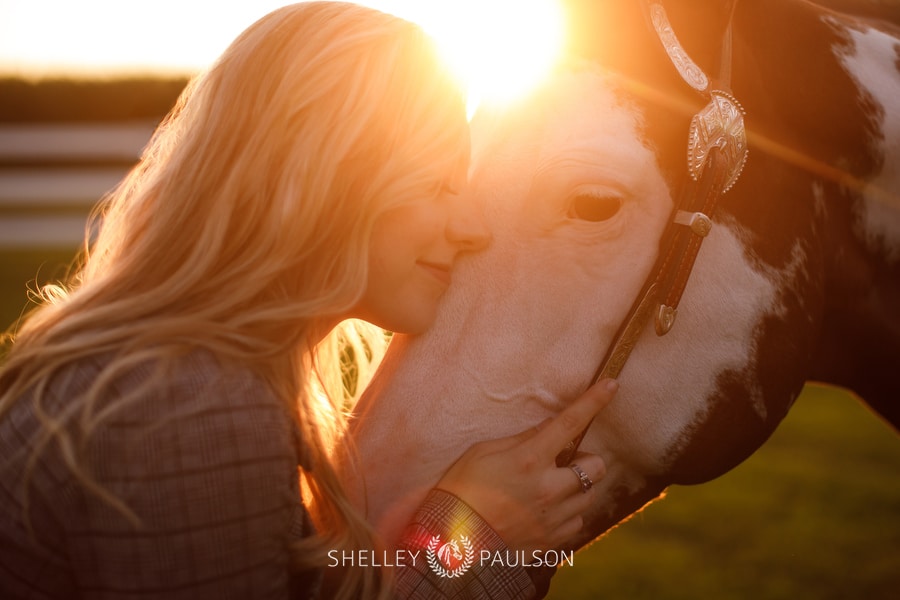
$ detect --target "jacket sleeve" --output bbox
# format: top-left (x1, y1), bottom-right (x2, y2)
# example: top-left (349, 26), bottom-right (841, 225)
top-left (394, 489), bottom-right (536, 600)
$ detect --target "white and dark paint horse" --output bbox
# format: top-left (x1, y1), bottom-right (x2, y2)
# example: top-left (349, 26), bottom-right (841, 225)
top-left (349, 0), bottom-right (899, 590)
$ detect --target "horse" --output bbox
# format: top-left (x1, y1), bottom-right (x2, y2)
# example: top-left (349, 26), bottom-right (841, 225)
top-left (348, 0), bottom-right (900, 592)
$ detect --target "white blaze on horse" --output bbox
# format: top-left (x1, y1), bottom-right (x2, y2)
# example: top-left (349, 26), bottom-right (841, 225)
top-left (349, 0), bottom-right (900, 587)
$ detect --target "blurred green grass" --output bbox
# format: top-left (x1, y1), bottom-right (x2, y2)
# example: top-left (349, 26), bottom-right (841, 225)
top-left (547, 384), bottom-right (900, 599)
top-left (1, 248), bottom-right (79, 337)
top-left (4, 250), bottom-right (899, 599)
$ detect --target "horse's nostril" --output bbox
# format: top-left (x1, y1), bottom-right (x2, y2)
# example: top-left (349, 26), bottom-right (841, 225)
top-left (569, 194), bottom-right (621, 222)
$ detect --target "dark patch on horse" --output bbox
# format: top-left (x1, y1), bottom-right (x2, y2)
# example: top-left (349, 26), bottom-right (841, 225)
top-left (733, 1), bottom-right (885, 181)
top-left (810, 186), bottom-right (900, 429)
top-left (666, 291), bottom-right (818, 485)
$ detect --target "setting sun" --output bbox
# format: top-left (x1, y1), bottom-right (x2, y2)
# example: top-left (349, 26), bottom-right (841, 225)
top-left (389, 0), bottom-right (565, 113)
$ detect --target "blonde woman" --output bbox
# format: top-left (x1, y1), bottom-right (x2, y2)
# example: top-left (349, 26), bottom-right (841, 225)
top-left (0, 3), bottom-right (615, 598)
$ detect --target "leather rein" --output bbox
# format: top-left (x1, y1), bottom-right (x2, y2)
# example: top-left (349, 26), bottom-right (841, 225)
top-left (556, 0), bottom-right (749, 467)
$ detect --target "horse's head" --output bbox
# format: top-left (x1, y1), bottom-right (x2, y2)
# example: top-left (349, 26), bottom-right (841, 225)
top-left (353, 66), bottom-right (797, 546)
top-left (451, 66), bottom-right (673, 409)
top-left (351, 0), bottom-right (899, 561)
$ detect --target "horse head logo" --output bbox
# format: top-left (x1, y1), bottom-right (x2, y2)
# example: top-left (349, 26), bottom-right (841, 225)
top-left (426, 535), bottom-right (475, 578)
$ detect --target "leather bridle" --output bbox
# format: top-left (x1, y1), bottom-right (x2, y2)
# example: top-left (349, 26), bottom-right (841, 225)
top-left (556, 0), bottom-right (749, 467)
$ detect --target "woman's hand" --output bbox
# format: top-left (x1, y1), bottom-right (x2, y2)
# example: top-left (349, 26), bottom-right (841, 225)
top-left (435, 379), bottom-right (618, 555)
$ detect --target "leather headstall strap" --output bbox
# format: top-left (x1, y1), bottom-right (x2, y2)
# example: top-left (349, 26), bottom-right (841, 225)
top-left (556, 0), bottom-right (748, 467)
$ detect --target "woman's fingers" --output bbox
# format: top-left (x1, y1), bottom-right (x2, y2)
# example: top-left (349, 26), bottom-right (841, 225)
top-left (557, 453), bottom-right (607, 496)
top-left (547, 493), bottom-right (592, 541)
top-left (530, 379), bottom-right (618, 459)
top-left (535, 455), bottom-right (607, 545)
top-left (550, 514), bottom-right (586, 548)
top-left (532, 453), bottom-right (606, 514)
top-left (480, 418), bottom-right (553, 454)
top-left (434, 382), bottom-right (617, 554)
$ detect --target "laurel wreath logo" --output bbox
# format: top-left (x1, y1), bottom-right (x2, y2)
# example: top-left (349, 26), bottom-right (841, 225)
top-left (426, 534), bottom-right (475, 578)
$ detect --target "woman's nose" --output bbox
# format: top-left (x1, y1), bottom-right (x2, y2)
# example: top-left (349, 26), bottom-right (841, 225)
top-left (446, 198), bottom-right (491, 252)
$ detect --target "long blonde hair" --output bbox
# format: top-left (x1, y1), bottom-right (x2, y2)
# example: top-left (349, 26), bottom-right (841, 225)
top-left (0, 2), bottom-right (469, 598)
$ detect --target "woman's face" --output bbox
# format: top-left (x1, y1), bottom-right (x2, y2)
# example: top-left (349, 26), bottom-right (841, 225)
top-left (352, 183), bottom-right (491, 334)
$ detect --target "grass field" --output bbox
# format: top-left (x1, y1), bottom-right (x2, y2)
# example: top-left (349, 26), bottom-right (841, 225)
top-left (547, 384), bottom-right (900, 599)
top-left (3, 250), bottom-right (899, 598)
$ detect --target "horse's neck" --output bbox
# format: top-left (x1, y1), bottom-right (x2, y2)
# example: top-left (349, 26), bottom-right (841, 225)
top-left (814, 197), bottom-right (900, 428)
top-left (729, 0), bottom-right (900, 426)
top-left (351, 327), bottom-right (558, 542)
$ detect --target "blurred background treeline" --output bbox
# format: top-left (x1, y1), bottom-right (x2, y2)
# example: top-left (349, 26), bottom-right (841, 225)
top-left (0, 76), bottom-right (189, 335)
top-left (0, 76), bottom-right (189, 123)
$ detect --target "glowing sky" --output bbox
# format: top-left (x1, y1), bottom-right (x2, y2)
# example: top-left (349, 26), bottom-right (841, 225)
top-left (0, 0), bottom-right (564, 107)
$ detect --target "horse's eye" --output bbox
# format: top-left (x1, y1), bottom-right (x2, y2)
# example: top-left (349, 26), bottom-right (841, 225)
top-left (568, 194), bottom-right (621, 222)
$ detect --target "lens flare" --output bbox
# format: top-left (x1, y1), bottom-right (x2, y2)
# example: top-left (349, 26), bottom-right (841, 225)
top-left (387, 0), bottom-right (565, 115)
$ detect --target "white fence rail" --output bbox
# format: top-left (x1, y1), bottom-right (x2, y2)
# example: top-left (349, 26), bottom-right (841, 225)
top-left (0, 121), bottom-right (156, 248)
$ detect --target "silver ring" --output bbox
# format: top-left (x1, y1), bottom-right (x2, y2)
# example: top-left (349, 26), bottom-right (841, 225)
top-left (569, 463), bottom-right (593, 494)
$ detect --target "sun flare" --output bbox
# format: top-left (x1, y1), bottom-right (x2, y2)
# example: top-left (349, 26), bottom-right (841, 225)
top-left (384, 0), bottom-right (565, 115)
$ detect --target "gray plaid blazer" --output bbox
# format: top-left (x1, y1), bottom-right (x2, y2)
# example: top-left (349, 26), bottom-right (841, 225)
top-left (0, 350), bottom-right (534, 599)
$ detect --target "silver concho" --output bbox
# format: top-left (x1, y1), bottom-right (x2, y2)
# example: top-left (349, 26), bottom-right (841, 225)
top-left (650, 3), bottom-right (709, 92)
top-left (687, 90), bottom-right (748, 193)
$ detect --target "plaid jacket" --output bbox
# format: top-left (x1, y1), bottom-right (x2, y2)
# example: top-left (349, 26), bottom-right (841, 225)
top-left (0, 351), bottom-right (534, 599)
